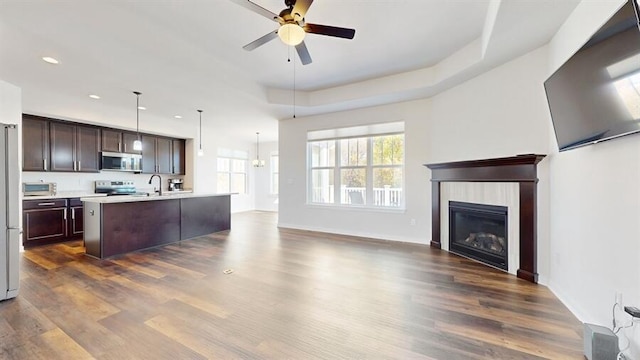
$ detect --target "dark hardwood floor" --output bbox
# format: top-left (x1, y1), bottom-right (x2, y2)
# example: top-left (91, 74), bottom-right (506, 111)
top-left (0, 211), bottom-right (583, 359)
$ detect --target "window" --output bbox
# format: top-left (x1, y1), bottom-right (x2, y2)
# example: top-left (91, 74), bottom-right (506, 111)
top-left (307, 122), bottom-right (404, 208)
top-left (270, 152), bottom-right (279, 195)
top-left (217, 149), bottom-right (248, 194)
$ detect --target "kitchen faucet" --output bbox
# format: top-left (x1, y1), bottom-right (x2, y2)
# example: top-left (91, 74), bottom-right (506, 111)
top-left (148, 174), bottom-right (162, 196)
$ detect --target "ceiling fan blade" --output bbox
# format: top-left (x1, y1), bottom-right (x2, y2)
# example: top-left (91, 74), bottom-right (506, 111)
top-left (303, 23), bottom-right (355, 39)
top-left (292, 0), bottom-right (313, 21)
top-left (243, 31), bottom-right (278, 51)
top-left (229, 0), bottom-right (279, 22)
top-left (295, 41), bottom-right (312, 65)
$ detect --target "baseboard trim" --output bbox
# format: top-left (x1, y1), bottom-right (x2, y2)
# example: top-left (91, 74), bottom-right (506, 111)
top-left (277, 222), bottom-right (428, 246)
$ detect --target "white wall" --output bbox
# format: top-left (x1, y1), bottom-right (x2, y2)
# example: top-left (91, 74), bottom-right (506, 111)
top-left (547, 0), bottom-right (640, 357)
top-left (279, 100), bottom-right (432, 244)
top-left (193, 133), bottom-right (255, 214)
top-left (279, 44), bottom-right (552, 257)
top-left (254, 141), bottom-right (278, 212)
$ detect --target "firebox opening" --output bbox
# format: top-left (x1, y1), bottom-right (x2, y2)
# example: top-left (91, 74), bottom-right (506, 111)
top-left (449, 201), bottom-right (508, 271)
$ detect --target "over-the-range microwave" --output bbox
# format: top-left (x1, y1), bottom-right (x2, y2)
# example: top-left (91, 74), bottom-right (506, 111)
top-left (100, 152), bottom-right (142, 172)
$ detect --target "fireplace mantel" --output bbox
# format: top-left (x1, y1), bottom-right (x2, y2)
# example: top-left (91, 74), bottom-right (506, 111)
top-left (425, 154), bottom-right (546, 283)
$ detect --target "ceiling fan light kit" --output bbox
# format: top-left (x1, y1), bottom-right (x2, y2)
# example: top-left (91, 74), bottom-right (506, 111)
top-left (278, 23), bottom-right (305, 46)
top-left (231, 0), bottom-right (355, 65)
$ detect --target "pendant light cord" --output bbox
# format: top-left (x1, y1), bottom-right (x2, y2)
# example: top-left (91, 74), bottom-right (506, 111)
top-left (134, 91), bottom-right (141, 141)
top-left (198, 110), bottom-right (203, 151)
top-left (256, 132), bottom-right (260, 161)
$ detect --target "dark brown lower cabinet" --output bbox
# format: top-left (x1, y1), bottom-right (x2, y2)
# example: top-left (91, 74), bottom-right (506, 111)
top-left (23, 198), bottom-right (84, 247)
top-left (23, 199), bottom-right (68, 247)
top-left (69, 198), bottom-right (84, 237)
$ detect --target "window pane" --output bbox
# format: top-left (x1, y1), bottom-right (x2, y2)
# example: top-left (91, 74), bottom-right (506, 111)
top-left (217, 158), bottom-right (230, 172)
top-left (373, 167), bottom-right (402, 207)
top-left (340, 168), bottom-right (366, 205)
top-left (310, 141), bottom-right (335, 167)
top-left (232, 159), bottom-right (246, 173)
top-left (311, 169), bottom-right (334, 203)
top-left (373, 134), bottom-right (404, 165)
top-left (217, 173), bottom-right (230, 193)
top-left (340, 137), bottom-right (367, 166)
top-left (231, 173), bottom-right (246, 194)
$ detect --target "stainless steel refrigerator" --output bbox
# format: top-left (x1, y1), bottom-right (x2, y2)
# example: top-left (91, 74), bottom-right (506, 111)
top-left (1, 123), bottom-right (19, 301)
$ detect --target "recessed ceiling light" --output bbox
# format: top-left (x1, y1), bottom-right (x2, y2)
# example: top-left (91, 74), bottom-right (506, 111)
top-left (138, 106), bottom-right (146, 110)
top-left (174, 115), bottom-right (182, 119)
top-left (42, 57), bottom-right (59, 64)
top-left (89, 94), bottom-right (100, 99)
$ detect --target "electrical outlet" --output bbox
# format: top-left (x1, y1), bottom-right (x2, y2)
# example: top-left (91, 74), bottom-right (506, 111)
top-left (410, 218), bottom-right (416, 226)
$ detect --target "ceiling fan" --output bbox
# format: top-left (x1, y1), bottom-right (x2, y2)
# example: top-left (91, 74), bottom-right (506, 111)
top-left (230, 0), bottom-right (356, 65)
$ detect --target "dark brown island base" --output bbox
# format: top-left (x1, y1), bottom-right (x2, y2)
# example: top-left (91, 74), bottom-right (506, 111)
top-left (82, 193), bottom-right (231, 259)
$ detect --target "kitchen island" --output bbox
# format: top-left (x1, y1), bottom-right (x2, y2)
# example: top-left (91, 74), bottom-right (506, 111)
top-left (82, 193), bottom-right (231, 259)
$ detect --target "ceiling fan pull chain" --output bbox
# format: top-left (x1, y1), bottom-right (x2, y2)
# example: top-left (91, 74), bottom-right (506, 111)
top-left (293, 47), bottom-right (296, 119)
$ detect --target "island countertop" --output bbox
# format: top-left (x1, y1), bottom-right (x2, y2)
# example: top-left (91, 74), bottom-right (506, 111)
top-left (81, 192), bottom-right (233, 204)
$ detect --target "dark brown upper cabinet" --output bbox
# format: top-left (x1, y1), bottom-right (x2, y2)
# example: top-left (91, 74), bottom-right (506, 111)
top-left (101, 129), bottom-right (141, 154)
top-left (50, 122), bottom-right (100, 172)
top-left (172, 139), bottom-right (185, 175)
top-left (23, 114), bottom-right (184, 174)
top-left (142, 135), bottom-right (172, 174)
top-left (22, 115), bottom-right (50, 171)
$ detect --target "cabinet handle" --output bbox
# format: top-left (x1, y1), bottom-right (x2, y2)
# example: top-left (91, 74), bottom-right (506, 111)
top-left (37, 202), bottom-right (56, 206)
top-left (43, 159), bottom-right (47, 171)
top-left (119, 142), bottom-right (122, 152)
top-left (78, 161), bottom-right (81, 171)
top-left (73, 161), bottom-right (76, 171)
top-left (64, 208), bottom-right (67, 220)
top-left (71, 208), bottom-right (75, 220)
top-left (124, 143), bottom-right (127, 152)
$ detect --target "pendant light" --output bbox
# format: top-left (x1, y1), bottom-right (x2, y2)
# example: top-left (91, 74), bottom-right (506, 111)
top-left (197, 109), bottom-right (204, 157)
top-left (132, 91), bottom-right (143, 151)
top-left (252, 132), bottom-right (265, 167)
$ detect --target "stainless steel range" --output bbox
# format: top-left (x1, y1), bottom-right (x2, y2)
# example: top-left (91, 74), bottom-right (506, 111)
top-left (95, 180), bottom-right (141, 196)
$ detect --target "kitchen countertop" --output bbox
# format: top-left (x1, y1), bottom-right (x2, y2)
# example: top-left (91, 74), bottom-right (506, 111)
top-left (81, 192), bottom-right (232, 204)
top-left (22, 191), bottom-right (108, 201)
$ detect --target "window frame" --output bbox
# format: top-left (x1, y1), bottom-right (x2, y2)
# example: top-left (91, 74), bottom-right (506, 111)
top-left (217, 151), bottom-right (248, 195)
top-left (307, 129), bottom-right (405, 210)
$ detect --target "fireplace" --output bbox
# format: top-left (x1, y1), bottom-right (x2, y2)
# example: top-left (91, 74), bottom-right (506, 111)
top-left (449, 201), bottom-right (508, 271)
top-left (425, 154), bottom-right (545, 283)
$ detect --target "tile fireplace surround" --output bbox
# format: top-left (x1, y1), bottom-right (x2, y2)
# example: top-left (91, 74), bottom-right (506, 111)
top-left (425, 154), bottom-right (546, 283)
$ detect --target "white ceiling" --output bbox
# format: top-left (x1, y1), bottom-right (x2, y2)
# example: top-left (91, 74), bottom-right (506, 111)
top-left (0, 0), bottom-right (581, 143)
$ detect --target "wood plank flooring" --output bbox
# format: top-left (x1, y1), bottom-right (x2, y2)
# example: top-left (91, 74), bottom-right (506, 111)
top-left (0, 211), bottom-right (583, 359)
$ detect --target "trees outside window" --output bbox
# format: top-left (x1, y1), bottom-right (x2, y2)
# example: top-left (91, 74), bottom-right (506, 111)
top-left (308, 128), bottom-right (404, 208)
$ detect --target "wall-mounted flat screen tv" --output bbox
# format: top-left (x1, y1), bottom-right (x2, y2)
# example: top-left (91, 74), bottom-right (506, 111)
top-left (544, 0), bottom-right (640, 151)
